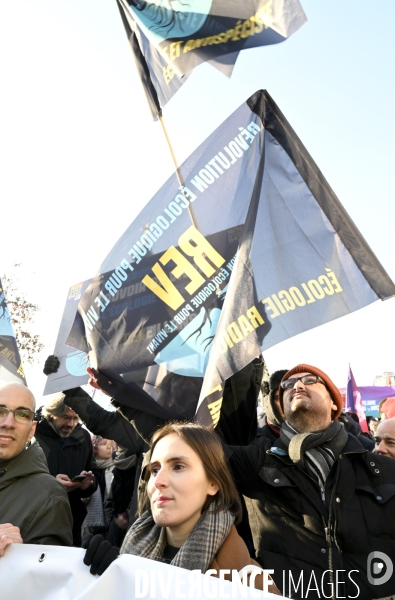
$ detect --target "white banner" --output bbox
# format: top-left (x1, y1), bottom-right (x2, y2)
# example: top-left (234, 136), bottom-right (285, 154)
top-left (1, 544), bottom-right (285, 599)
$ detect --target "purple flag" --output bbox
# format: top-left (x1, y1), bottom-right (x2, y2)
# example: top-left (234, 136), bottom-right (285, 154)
top-left (346, 365), bottom-right (368, 433)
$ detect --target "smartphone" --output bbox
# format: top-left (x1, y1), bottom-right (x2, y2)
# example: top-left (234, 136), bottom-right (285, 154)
top-left (71, 475), bottom-right (87, 483)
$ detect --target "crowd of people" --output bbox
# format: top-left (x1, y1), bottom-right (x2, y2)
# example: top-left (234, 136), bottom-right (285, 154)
top-left (0, 356), bottom-right (395, 599)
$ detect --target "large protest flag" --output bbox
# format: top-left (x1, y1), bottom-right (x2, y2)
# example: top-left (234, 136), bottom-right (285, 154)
top-left (195, 90), bottom-right (395, 423)
top-left (116, 0), bottom-right (307, 117)
top-left (346, 365), bottom-right (368, 433)
top-left (64, 90), bottom-right (395, 424)
top-left (0, 278), bottom-right (26, 385)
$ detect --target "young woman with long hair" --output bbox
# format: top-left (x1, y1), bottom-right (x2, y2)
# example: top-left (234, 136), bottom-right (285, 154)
top-left (84, 421), bottom-right (279, 593)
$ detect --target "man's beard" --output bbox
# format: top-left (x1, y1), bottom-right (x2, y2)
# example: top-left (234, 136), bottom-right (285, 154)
top-left (287, 402), bottom-right (329, 433)
top-left (49, 420), bottom-right (74, 438)
top-left (58, 428), bottom-right (73, 438)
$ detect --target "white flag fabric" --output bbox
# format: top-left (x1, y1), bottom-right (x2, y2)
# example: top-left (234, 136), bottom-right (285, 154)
top-left (1, 544), bottom-right (285, 599)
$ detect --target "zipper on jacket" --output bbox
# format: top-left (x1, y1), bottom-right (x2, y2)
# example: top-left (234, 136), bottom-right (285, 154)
top-left (267, 446), bottom-right (343, 599)
top-left (322, 519), bottom-right (335, 600)
top-left (328, 542), bottom-right (335, 600)
top-left (324, 461), bottom-right (343, 600)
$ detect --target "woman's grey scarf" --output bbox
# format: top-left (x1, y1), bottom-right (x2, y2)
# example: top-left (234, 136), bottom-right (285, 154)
top-left (120, 505), bottom-right (234, 572)
top-left (95, 459), bottom-right (114, 499)
top-left (95, 457), bottom-right (114, 470)
top-left (113, 449), bottom-right (137, 471)
top-left (280, 420), bottom-right (348, 488)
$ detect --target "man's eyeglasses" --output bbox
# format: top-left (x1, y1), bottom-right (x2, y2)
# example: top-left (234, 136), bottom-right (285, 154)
top-left (280, 375), bottom-right (325, 390)
top-left (58, 414), bottom-right (79, 423)
top-left (0, 407), bottom-right (35, 424)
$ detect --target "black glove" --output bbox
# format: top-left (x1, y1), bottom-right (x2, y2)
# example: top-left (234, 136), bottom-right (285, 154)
top-left (82, 533), bottom-right (119, 575)
top-left (261, 381), bottom-right (270, 397)
top-left (43, 355), bottom-right (60, 375)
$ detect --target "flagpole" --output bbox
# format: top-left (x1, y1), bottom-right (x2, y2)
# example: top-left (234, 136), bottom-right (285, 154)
top-left (158, 113), bottom-right (199, 230)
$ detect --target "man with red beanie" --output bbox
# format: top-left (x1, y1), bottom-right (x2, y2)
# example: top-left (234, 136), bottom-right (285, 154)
top-left (84, 363), bottom-right (395, 599)
top-left (226, 364), bottom-right (395, 599)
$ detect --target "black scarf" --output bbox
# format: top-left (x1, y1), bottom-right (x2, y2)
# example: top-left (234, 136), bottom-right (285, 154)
top-left (280, 420), bottom-right (348, 488)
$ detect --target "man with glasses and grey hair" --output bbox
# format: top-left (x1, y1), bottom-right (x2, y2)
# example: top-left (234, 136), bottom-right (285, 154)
top-left (0, 382), bottom-right (73, 555)
top-left (35, 391), bottom-right (98, 547)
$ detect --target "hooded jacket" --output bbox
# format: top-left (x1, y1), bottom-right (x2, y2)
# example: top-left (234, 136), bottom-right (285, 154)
top-left (0, 441), bottom-right (73, 545)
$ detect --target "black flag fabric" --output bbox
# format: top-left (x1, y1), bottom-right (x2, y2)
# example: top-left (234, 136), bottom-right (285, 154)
top-left (64, 90), bottom-right (395, 424)
top-left (0, 278), bottom-right (26, 385)
top-left (116, 0), bottom-right (307, 117)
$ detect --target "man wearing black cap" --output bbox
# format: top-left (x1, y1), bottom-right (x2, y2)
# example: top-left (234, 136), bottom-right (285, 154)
top-left (227, 364), bottom-right (395, 600)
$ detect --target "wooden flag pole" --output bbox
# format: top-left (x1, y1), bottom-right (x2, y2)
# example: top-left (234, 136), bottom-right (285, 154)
top-left (116, 0), bottom-right (198, 229)
top-left (158, 113), bottom-right (199, 230)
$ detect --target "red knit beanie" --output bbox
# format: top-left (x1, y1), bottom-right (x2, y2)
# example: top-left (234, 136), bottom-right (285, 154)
top-left (278, 364), bottom-right (343, 419)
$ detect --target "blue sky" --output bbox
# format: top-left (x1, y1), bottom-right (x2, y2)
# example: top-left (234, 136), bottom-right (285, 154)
top-left (1, 0), bottom-right (394, 398)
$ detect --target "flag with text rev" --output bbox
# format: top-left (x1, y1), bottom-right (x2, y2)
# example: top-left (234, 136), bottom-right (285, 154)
top-left (67, 90), bottom-right (395, 425)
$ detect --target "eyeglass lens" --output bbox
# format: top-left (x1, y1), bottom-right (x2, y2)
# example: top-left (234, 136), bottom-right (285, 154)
top-left (283, 376), bottom-right (319, 389)
top-left (0, 407), bottom-right (33, 423)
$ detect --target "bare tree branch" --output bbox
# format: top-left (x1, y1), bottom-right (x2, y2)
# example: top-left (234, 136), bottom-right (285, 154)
top-left (1, 265), bottom-right (44, 364)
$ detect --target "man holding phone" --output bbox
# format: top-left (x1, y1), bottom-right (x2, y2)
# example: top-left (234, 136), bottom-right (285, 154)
top-left (35, 391), bottom-right (98, 547)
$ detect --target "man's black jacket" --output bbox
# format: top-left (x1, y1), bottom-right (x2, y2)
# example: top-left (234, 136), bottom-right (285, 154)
top-left (35, 419), bottom-right (98, 545)
top-left (228, 432), bottom-right (395, 599)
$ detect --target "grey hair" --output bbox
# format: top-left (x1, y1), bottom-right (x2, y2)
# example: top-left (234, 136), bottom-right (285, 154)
top-left (43, 393), bottom-right (71, 420)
